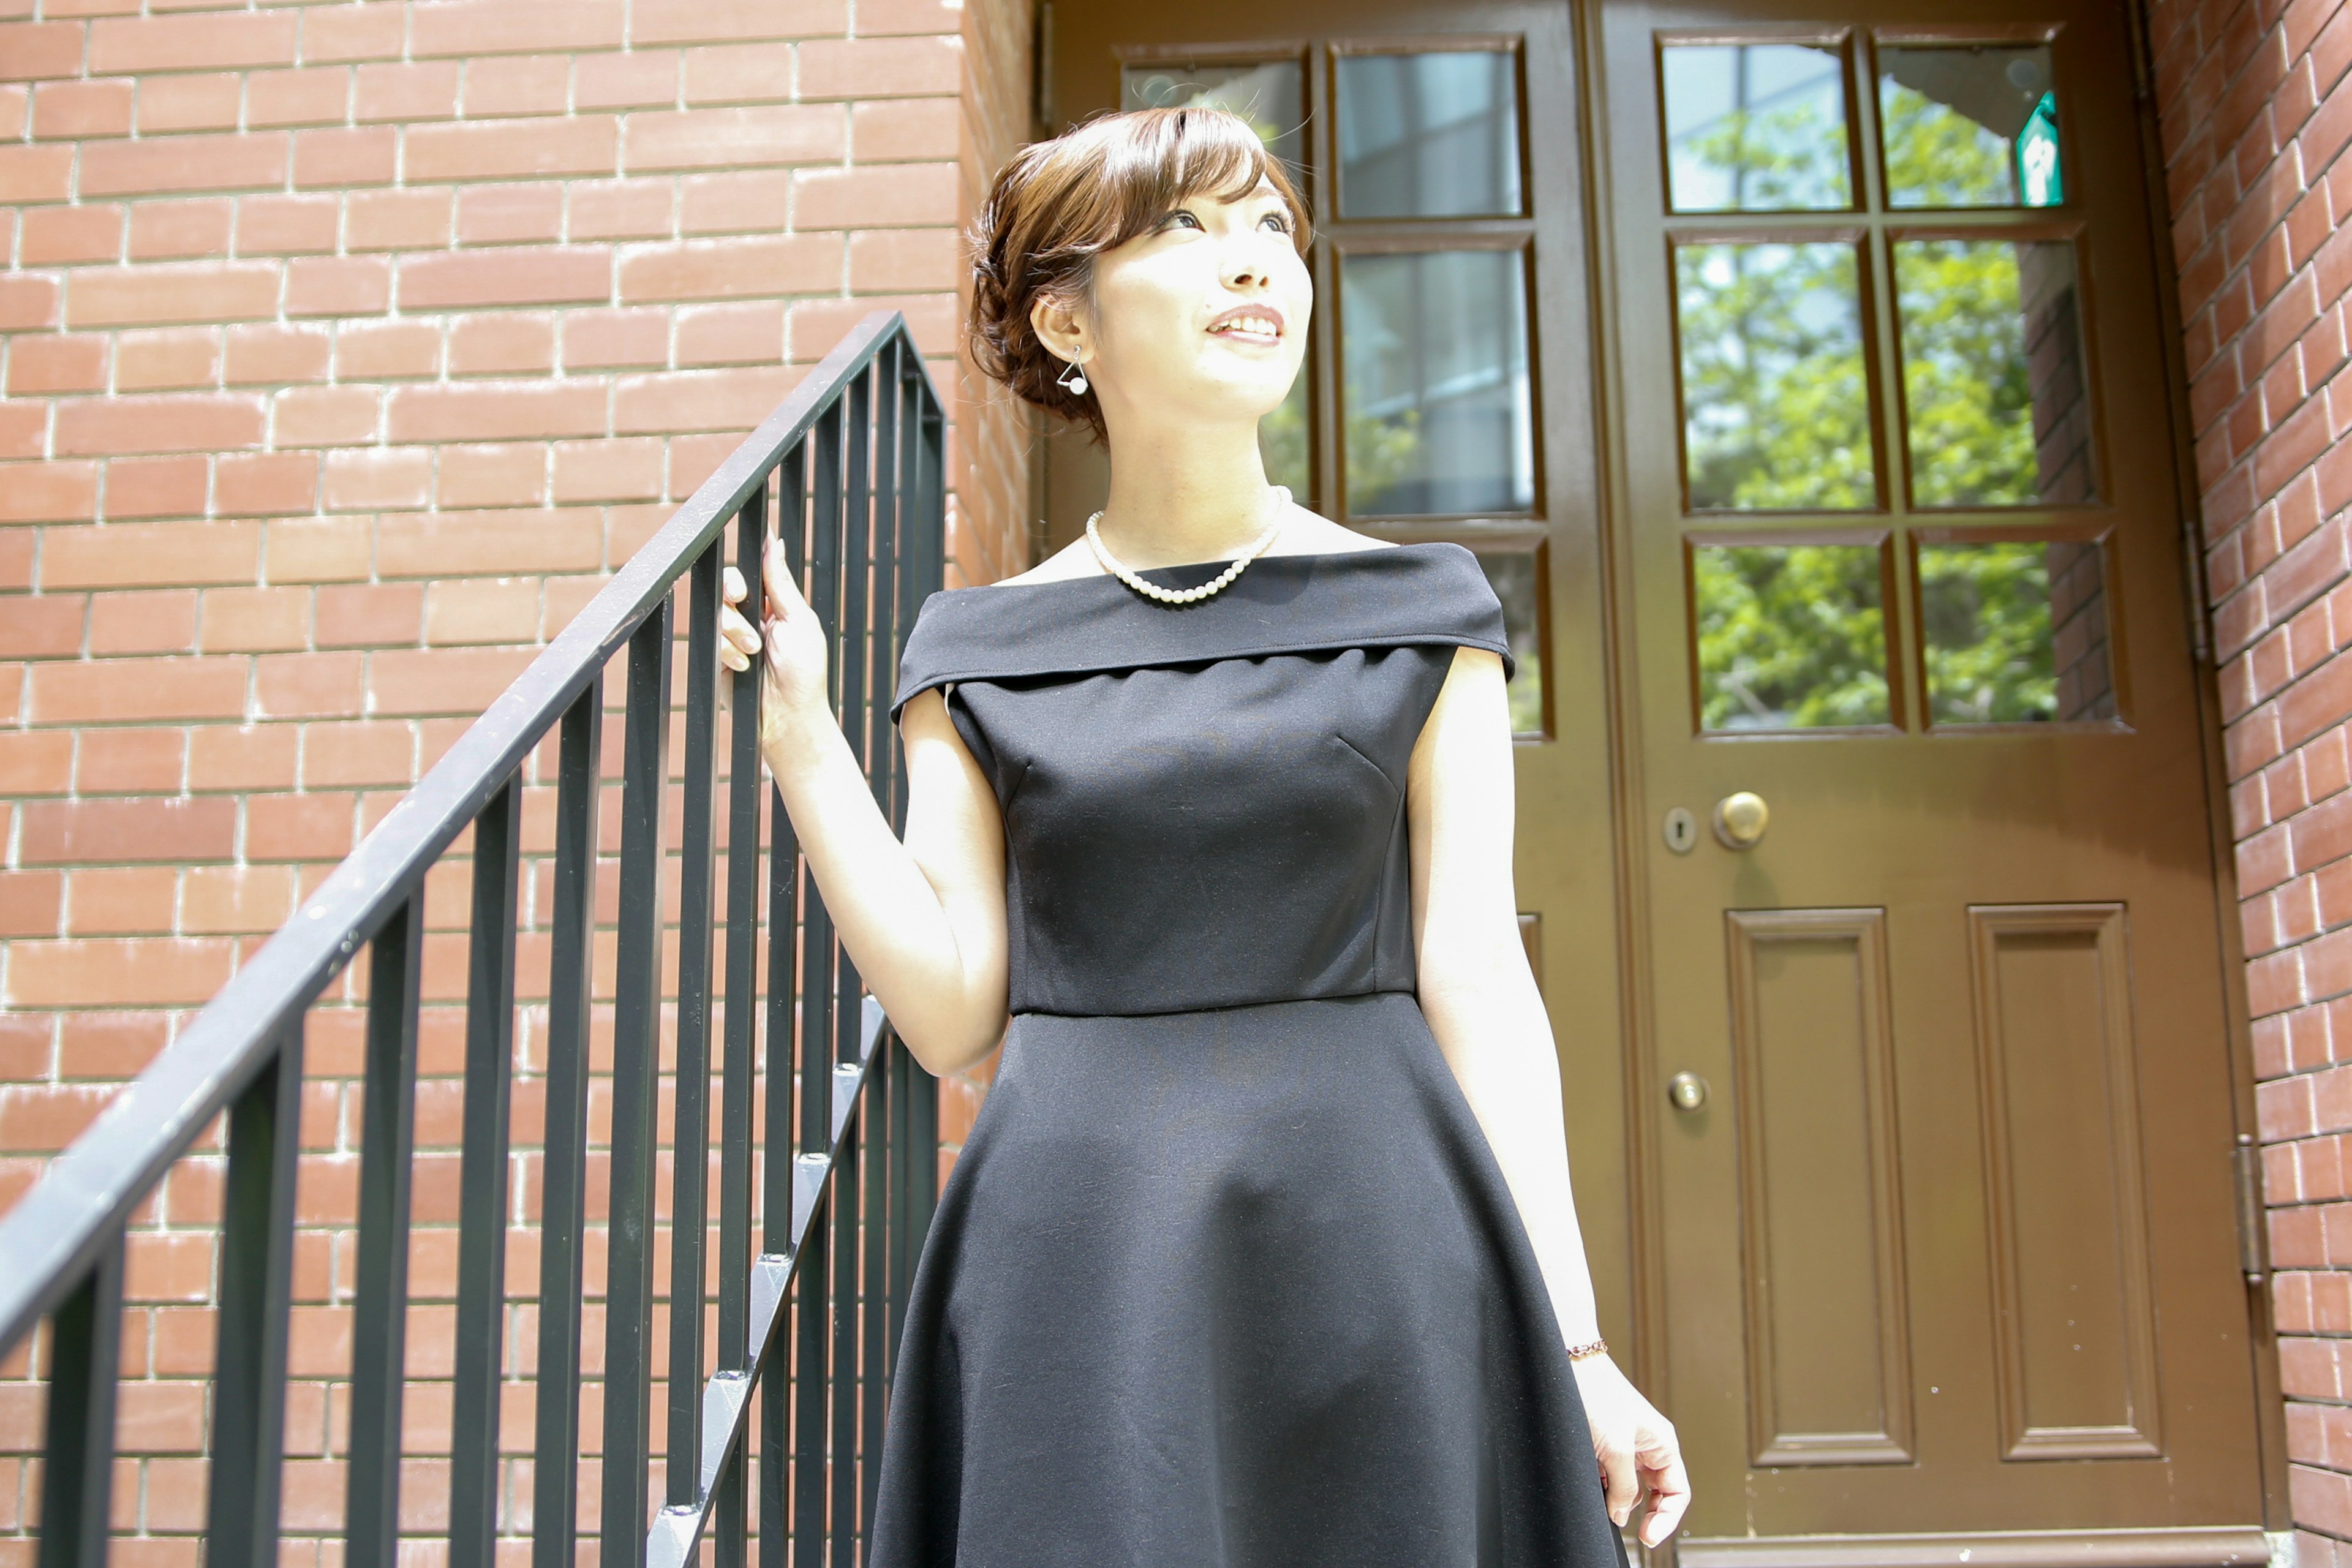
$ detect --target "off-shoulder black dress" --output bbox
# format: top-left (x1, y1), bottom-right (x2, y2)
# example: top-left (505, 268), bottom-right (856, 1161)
top-left (867, 542), bottom-right (1630, 1568)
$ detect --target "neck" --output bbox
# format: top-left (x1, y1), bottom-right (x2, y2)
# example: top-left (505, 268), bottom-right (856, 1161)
top-left (1094, 407), bottom-right (1280, 568)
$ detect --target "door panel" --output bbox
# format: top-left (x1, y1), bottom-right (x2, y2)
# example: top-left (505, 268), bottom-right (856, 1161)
top-left (1600, 0), bottom-right (2266, 1548)
top-left (1724, 907), bottom-right (1913, 1468)
top-left (1969, 903), bottom-right (2161, 1460)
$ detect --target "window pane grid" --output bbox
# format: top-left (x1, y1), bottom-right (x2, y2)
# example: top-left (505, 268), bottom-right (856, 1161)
top-left (1653, 29), bottom-right (2106, 734)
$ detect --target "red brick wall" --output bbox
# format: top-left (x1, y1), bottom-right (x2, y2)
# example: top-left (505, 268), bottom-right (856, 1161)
top-left (0, 0), bottom-right (1035, 1552)
top-left (2155, 0), bottom-right (2352, 1553)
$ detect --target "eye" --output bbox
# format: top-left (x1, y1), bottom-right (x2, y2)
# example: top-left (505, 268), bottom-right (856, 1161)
top-left (1159, 208), bottom-right (1203, 231)
top-left (1260, 209), bottom-right (1293, 233)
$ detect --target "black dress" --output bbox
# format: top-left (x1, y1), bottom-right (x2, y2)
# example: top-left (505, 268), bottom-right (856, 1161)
top-left (868, 542), bottom-right (1632, 1568)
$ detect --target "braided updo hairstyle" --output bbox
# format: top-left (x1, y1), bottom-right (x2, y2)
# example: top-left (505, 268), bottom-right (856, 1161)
top-left (967, 106), bottom-right (1313, 443)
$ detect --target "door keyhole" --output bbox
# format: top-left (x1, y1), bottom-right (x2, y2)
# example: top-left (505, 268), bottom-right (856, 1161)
top-left (1664, 806), bottom-right (1698, 854)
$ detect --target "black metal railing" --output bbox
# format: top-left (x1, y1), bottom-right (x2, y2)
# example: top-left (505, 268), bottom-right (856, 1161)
top-left (0, 309), bottom-right (944, 1567)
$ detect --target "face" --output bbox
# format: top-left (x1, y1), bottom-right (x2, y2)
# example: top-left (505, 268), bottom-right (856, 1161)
top-left (1034, 177), bottom-right (1312, 435)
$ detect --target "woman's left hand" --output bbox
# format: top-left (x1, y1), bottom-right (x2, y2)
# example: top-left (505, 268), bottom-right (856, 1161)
top-left (1573, 1353), bottom-right (1691, 1548)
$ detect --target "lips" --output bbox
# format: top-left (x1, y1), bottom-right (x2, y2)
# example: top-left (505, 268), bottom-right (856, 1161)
top-left (1207, 303), bottom-right (1284, 344)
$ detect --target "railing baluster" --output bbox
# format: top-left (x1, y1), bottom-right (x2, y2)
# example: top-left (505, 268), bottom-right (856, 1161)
top-left (760, 445), bottom-right (809, 1568)
top-left (451, 773), bottom-right (523, 1568)
top-left (792, 1218), bottom-right (827, 1568)
top-left (535, 680), bottom-right (604, 1568)
top-left (837, 362), bottom-right (884, 1561)
top-left (38, 1234), bottom-right (122, 1568)
top-left (861, 340), bottom-right (905, 1553)
top-left (888, 1038), bottom-right (913, 1377)
top-left (796, 402), bottom-right (842, 1568)
top-left (605, 605), bottom-right (677, 1568)
top-left (830, 1123), bottom-right (859, 1567)
top-left (907, 385), bottom-right (949, 1248)
top-left (716, 481), bottom-right (770, 1568)
top-left (888, 350), bottom-right (929, 1371)
top-left (872, 339), bottom-right (903, 821)
top-left (891, 350), bottom-right (922, 834)
top-left (347, 894), bottom-right (424, 1568)
top-left (208, 1024), bottom-right (304, 1568)
top-left (670, 539), bottom-right (727, 1506)
top-left (831, 364), bottom-right (875, 1567)
top-left (859, 1046), bottom-right (889, 1552)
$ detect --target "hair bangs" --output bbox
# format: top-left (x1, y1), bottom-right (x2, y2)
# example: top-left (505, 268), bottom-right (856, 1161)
top-left (1060, 107), bottom-right (1310, 262)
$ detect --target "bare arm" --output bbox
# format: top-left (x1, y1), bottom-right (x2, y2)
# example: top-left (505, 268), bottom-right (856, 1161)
top-left (1406, 644), bottom-right (1689, 1547)
top-left (721, 552), bottom-right (1011, 1077)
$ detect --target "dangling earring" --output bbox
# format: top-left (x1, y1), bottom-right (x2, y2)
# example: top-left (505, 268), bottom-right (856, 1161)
top-left (1056, 351), bottom-right (1089, 398)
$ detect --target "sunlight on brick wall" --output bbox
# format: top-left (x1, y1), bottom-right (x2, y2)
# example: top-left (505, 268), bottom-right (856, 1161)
top-left (0, 0), bottom-right (1039, 1556)
top-left (2156, 0), bottom-right (2352, 1554)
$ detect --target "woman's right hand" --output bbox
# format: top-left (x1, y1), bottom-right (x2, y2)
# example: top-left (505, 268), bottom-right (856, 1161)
top-left (717, 536), bottom-right (834, 749)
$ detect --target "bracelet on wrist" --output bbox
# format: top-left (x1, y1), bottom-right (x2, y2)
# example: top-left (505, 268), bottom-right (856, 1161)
top-left (1564, 1336), bottom-right (1608, 1360)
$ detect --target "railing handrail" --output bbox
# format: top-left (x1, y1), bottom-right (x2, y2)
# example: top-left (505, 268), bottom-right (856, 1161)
top-left (0, 307), bottom-right (935, 1362)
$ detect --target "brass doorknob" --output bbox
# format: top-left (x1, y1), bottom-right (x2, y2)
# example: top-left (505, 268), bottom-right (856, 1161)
top-left (1667, 1071), bottom-right (1708, 1110)
top-left (1712, 791), bottom-right (1769, 849)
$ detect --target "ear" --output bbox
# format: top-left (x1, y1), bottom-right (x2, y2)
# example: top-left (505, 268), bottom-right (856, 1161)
top-left (1029, 290), bottom-right (1087, 364)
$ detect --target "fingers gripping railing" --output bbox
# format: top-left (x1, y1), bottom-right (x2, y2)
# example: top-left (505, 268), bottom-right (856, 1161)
top-left (0, 311), bottom-right (946, 1567)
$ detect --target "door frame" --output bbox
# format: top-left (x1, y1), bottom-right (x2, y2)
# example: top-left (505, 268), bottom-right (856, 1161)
top-left (1564, 0), bottom-right (2291, 1554)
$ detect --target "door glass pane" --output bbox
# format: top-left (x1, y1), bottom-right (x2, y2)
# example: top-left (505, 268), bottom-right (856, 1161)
top-left (1336, 51), bottom-right (1523, 218)
top-left (1122, 59), bottom-right (1307, 187)
top-left (1474, 548), bottom-right (1547, 734)
top-left (1894, 238), bottom-right (2096, 507)
top-left (1661, 42), bottom-right (1852, 213)
top-left (1341, 249), bottom-right (1534, 516)
top-left (1675, 241), bottom-right (1875, 511)
top-left (1921, 538), bottom-right (2113, 723)
top-left (1259, 360), bottom-right (1310, 499)
top-left (1878, 43), bottom-right (2061, 209)
top-left (1694, 541), bottom-right (1891, 731)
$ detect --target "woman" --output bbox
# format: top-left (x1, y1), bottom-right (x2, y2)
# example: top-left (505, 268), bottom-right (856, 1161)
top-left (717, 105), bottom-right (1689, 1566)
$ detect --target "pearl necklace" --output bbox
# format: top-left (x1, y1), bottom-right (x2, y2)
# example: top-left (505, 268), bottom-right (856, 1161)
top-left (1084, 486), bottom-right (1291, 605)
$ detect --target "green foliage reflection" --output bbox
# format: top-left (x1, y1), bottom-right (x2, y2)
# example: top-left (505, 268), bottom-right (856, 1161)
top-left (1896, 241), bottom-right (2053, 507)
top-left (1920, 543), bottom-right (2056, 723)
top-left (1695, 544), bottom-right (1889, 729)
top-left (1676, 243), bottom-right (1874, 510)
top-left (1259, 369), bottom-right (1310, 498)
top-left (1880, 81), bottom-right (2017, 206)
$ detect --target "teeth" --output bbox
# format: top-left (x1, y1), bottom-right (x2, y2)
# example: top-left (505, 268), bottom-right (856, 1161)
top-left (1213, 317), bottom-right (1280, 336)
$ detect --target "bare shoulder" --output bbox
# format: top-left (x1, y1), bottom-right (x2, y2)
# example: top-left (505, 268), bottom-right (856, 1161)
top-left (1267, 499), bottom-right (1396, 556)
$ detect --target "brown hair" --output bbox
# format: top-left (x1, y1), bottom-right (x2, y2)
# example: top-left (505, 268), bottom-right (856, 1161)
top-left (967, 107), bottom-right (1313, 441)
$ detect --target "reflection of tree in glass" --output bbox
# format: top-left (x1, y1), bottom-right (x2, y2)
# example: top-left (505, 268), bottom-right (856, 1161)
top-left (1897, 241), bottom-right (2037, 507)
top-left (1880, 82), bottom-right (2015, 206)
top-left (1677, 243), bottom-right (1873, 510)
top-left (1695, 545), bottom-right (1888, 729)
top-left (1256, 381), bottom-right (1431, 526)
top-left (1677, 91), bottom-right (1847, 211)
top-left (1469, 551), bottom-right (1546, 734)
top-left (1345, 407), bottom-right (1422, 511)
top-left (1259, 374), bottom-right (1309, 497)
top-left (1507, 669), bottom-right (1543, 734)
top-left (1920, 543), bottom-right (2055, 722)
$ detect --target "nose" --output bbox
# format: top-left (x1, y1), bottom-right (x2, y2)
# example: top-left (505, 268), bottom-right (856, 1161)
top-left (1221, 224), bottom-right (1283, 289)
top-left (1225, 246), bottom-right (1272, 290)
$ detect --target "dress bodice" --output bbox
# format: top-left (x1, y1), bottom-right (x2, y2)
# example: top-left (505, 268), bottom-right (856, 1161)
top-left (889, 544), bottom-right (1514, 1017)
